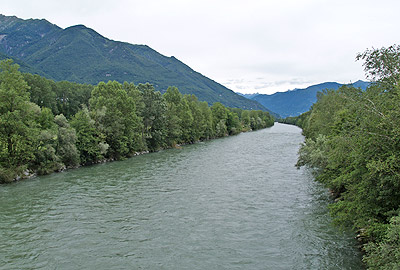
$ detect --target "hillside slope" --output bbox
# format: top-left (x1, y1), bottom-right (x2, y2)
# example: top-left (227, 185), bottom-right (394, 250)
top-left (0, 14), bottom-right (266, 110)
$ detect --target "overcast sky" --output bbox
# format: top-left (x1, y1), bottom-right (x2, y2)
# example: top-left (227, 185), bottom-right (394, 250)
top-left (2, 0), bottom-right (400, 94)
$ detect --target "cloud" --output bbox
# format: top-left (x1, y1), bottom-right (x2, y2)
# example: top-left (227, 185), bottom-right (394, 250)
top-left (1, 0), bottom-right (399, 94)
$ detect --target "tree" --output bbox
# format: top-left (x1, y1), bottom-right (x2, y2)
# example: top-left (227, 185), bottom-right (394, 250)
top-left (54, 114), bottom-right (80, 168)
top-left (139, 84), bottom-right (167, 151)
top-left (198, 101), bottom-right (213, 140)
top-left (0, 60), bottom-right (40, 181)
top-left (89, 81), bottom-right (144, 159)
top-left (241, 110), bottom-right (251, 130)
top-left (32, 107), bottom-right (62, 175)
top-left (356, 44), bottom-right (400, 90)
top-left (23, 73), bottom-right (58, 114)
top-left (226, 110), bottom-right (241, 135)
top-left (54, 80), bottom-right (93, 119)
top-left (185, 94), bottom-right (204, 142)
top-left (125, 82), bottom-right (145, 116)
top-left (211, 102), bottom-right (228, 137)
top-left (178, 97), bottom-right (194, 143)
top-left (296, 45), bottom-right (400, 268)
top-left (364, 215), bottom-right (400, 270)
top-left (70, 107), bottom-right (108, 165)
top-left (163, 86), bottom-right (184, 146)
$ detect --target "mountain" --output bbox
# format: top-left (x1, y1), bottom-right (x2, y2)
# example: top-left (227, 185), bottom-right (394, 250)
top-left (244, 81), bottom-right (370, 118)
top-left (0, 15), bottom-right (266, 111)
top-left (237, 93), bottom-right (260, 99)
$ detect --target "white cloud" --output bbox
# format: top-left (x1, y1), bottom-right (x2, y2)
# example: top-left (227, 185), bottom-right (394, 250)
top-left (1, 0), bottom-right (399, 93)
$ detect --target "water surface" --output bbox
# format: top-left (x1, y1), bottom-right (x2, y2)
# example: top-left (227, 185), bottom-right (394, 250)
top-left (0, 123), bottom-right (363, 269)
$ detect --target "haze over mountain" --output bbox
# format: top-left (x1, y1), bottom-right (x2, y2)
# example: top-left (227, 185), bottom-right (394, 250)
top-left (241, 80), bottom-right (370, 118)
top-left (0, 14), bottom-right (266, 111)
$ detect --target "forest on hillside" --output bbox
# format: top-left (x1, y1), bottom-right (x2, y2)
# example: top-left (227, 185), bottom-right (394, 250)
top-left (0, 59), bottom-right (274, 183)
top-left (0, 15), bottom-right (266, 111)
top-left (292, 45), bottom-right (400, 269)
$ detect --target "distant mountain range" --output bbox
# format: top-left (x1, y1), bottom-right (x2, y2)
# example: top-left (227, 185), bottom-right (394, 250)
top-left (239, 80), bottom-right (370, 118)
top-left (0, 14), bottom-right (266, 111)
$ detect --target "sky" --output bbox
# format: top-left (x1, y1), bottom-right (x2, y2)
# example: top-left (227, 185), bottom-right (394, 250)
top-left (1, 0), bottom-right (400, 94)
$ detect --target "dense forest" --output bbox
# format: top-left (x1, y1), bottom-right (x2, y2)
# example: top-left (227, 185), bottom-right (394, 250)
top-left (292, 45), bottom-right (400, 269)
top-left (0, 59), bottom-right (274, 183)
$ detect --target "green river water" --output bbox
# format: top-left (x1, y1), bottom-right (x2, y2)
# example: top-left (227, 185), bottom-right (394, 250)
top-left (0, 123), bottom-right (363, 269)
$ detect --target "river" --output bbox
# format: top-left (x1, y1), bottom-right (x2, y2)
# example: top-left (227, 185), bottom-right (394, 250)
top-left (0, 123), bottom-right (363, 269)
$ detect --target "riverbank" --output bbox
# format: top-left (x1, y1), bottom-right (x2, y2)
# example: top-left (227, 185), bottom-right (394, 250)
top-left (290, 46), bottom-right (400, 268)
top-left (6, 125), bottom-right (273, 184)
top-left (0, 60), bottom-right (275, 184)
top-left (0, 123), bottom-right (363, 269)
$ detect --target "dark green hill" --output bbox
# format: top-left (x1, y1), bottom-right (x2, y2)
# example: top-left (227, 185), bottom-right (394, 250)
top-left (0, 51), bottom-right (47, 75)
top-left (247, 81), bottom-right (369, 118)
top-left (0, 14), bottom-right (266, 110)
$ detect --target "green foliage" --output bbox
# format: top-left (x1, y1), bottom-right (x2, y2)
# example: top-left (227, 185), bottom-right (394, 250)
top-left (0, 59), bottom-right (274, 182)
top-left (54, 114), bottom-right (80, 168)
top-left (22, 73), bottom-right (93, 118)
top-left (138, 84), bottom-right (167, 151)
top-left (34, 128), bottom-right (62, 175)
top-left (163, 86), bottom-right (186, 146)
top-left (70, 107), bottom-right (107, 165)
top-left (280, 110), bottom-right (311, 128)
top-left (296, 45), bottom-right (400, 269)
top-left (89, 81), bottom-right (144, 159)
top-left (0, 60), bottom-right (40, 175)
top-left (23, 73), bottom-right (58, 113)
top-left (357, 44), bottom-right (400, 90)
top-left (296, 134), bottom-right (330, 171)
top-left (211, 102), bottom-right (228, 137)
top-left (0, 166), bottom-right (16, 183)
top-left (53, 81), bottom-right (93, 119)
top-left (198, 101), bottom-right (214, 139)
top-left (363, 215), bottom-right (400, 269)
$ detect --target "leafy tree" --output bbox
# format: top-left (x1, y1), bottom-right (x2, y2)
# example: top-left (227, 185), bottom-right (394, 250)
top-left (139, 84), bottom-right (167, 151)
top-left (226, 110), bottom-right (241, 135)
top-left (296, 45), bottom-right (400, 268)
top-left (125, 82), bottom-right (145, 116)
top-left (178, 97), bottom-right (194, 143)
top-left (32, 107), bottom-right (66, 175)
top-left (241, 110), bottom-right (251, 130)
top-left (90, 81), bottom-right (144, 159)
top-left (70, 107), bottom-right (108, 165)
top-left (54, 114), bottom-right (80, 168)
top-left (211, 102), bottom-right (228, 137)
top-left (54, 80), bottom-right (93, 119)
top-left (198, 101), bottom-right (214, 140)
top-left (163, 86), bottom-right (184, 146)
top-left (23, 73), bottom-right (58, 114)
top-left (356, 44), bottom-right (400, 90)
top-left (0, 60), bottom-right (40, 181)
top-left (185, 94), bottom-right (205, 141)
top-left (363, 215), bottom-right (400, 270)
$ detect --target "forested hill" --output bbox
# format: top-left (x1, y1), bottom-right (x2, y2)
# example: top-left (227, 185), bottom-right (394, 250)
top-left (0, 14), bottom-right (265, 111)
top-left (243, 81), bottom-right (369, 118)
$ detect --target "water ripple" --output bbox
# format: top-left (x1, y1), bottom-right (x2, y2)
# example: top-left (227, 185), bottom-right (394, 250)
top-left (0, 123), bottom-right (363, 270)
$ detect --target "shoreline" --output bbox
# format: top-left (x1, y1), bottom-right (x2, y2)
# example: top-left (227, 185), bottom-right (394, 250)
top-left (7, 125), bottom-right (271, 184)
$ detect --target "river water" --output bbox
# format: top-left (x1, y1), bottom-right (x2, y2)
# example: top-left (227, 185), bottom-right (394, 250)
top-left (0, 123), bottom-right (363, 269)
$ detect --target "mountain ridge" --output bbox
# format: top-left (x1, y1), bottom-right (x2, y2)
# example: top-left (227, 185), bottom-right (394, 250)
top-left (0, 14), bottom-right (266, 111)
top-left (240, 80), bottom-right (370, 118)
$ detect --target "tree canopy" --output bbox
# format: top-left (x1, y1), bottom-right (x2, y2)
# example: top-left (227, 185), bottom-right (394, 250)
top-left (0, 59), bottom-right (274, 182)
top-left (294, 45), bottom-right (400, 269)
